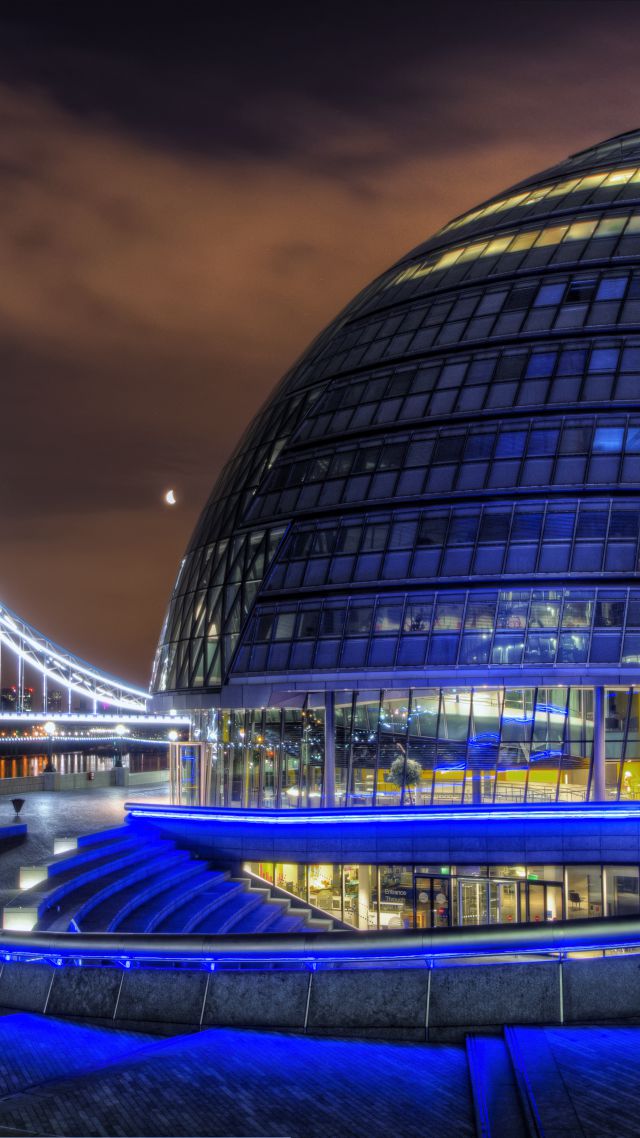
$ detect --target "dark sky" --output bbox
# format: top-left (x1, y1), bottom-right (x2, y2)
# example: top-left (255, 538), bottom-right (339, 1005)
top-left (0, 0), bottom-right (637, 684)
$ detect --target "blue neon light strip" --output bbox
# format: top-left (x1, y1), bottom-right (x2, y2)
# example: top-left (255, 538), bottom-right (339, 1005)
top-left (125, 802), bottom-right (640, 826)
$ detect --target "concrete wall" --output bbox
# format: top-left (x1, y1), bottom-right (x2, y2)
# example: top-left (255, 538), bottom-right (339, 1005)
top-left (0, 770), bottom-right (167, 796)
top-left (1, 953), bottom-right (640, 1040)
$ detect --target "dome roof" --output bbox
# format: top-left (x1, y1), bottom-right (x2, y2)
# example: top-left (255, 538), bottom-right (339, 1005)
top-left (153, 131), bottom-right (640, 701)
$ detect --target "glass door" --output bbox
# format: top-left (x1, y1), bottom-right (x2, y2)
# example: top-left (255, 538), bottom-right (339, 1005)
top-left (527, 882), bottom-right (545, 922)
top-left (431, 876), bottom-right (450, 928)
top-left (414, 875), bottom-right (451, 928)
top-left (526, 881), bottom-right (563, 922)
top-left (415, 876), bottom-right (431, 929)
top-left (458, 878), bottom-right (489, 925)
top-left (489, 879), bottom-right (519, 924)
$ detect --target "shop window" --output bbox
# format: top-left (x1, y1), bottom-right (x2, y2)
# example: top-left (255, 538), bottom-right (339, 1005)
top-left (566, 866), bottom-right (602, 919)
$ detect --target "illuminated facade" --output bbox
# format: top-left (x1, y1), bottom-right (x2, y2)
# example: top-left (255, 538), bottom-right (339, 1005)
top-left (154, 128), bottom-right (640, 812)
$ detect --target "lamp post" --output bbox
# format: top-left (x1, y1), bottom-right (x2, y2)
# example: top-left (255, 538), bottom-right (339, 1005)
top-left (43, 720), bottom-right (57, 773)
top-left (114, 723), bottom-right (126, 768)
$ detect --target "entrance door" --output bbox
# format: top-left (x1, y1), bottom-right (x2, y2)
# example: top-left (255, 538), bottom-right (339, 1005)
top-left (431, 876), bottom-right (450, 928)
top-left (458, 878), bottom-right (489, 925)
top-left (415, 876), bottom-right (431, 929)
top-left (527, 882), bottom-right (563, 922)
top-left (414, 876), bottom-right (451, 929)
top-left (489, 880), bottom-right (519, 924)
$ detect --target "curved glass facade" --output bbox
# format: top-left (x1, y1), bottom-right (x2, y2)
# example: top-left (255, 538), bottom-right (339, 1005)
top-left (154, 130), bottom-right (640, 808)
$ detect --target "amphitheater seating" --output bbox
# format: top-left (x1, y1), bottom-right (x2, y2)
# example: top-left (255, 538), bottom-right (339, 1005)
top-left (3, 825), bottom-right (335, 935)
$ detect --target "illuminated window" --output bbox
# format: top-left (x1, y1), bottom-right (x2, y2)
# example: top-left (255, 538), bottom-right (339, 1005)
top-left (388, 211), bottom-right (640, 290)
top-left (439, 164), bottom-right (640, 235)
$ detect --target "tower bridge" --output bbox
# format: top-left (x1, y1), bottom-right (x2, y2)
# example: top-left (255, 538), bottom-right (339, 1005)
top-left (0, 599), bottom-right (148, 714)
top-left (0, 600), bottom-right (189, 768)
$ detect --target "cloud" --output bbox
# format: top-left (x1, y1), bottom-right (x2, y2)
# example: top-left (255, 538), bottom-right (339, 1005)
top-left (0, 4), bottom-right (637, 680)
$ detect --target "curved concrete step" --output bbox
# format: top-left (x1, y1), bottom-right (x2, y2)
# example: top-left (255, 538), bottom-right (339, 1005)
top-left (268, 912), bottom-right (309, 933)
top-left (8, 845), bottom-right (150, 926)
top-left (228, 899), bottom-right (289, 934)
top-left (153, 879), bottom-right (247, 934)
top-left (78, 853), bottom-right (199, 932)
top-left (117, 869), bottom-right (228, 933)
top-left (189, 890), bottom-right (267, 934)
top-left (38, 849), bottom-right (193, 932)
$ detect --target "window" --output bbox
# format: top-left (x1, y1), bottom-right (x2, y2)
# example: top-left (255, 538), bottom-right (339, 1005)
top-left (346, 605), bottom-right (374, 636)
top-left (403, 601), bottom-right (433, 633)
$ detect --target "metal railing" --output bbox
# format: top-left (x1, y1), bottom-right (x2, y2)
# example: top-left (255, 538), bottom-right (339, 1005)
top-left (3, 914), bottom-right (640, 972)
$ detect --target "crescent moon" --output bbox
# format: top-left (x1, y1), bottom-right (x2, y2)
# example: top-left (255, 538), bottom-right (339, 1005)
top-left (164, 489), bottom-right (177, 506)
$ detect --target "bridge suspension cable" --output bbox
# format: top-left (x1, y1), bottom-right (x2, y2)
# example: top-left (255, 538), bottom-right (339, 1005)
top-left (0, 601), bottom-right (148, 713)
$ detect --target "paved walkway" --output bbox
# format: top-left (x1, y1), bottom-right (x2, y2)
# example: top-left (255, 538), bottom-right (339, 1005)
top-left (0, 784), bottom-right (168, 911)
top-left (0, 1014), bottom-right (474, 1137)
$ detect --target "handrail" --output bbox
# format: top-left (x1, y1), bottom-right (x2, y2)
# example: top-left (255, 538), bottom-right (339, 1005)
top-left (3, 915), bottom-right (640, 968)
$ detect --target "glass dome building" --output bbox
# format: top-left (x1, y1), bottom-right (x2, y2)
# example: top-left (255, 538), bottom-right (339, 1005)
top-left (153, 129), bottom-right (640, 812)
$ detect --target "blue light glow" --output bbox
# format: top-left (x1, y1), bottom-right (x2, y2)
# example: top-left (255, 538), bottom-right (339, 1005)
top-left (125, 801), bottom-right (640, 826)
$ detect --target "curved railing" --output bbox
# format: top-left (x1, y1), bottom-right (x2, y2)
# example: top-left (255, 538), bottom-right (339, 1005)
top-left (2, 914), bottom-right (640, 970)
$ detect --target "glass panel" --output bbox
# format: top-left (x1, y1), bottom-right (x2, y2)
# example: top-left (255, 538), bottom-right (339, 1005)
top-left (528, 883), bottom-right (546, 923)
top-left (431, 877), bottom-right (450, 928)
top-left (308, 864), bottom-right (342, 918)
top-left (459, 878), bottom-right (488, 926)
top-left (604, 866), bottom-right (640, 917)
top-left (566, 865), bottom-right (603, 920)
top-left (379, 865), bottom-right (414, 930)
top-left (490, 880), bottom-right (518, 925)
top-left (415, 876), bottom-right (432, 930)
top-left (275, 863), bottom-right (308, 900)
top-left (407, 689), bottom-right (439, 803)
top-left (350, 695), bottom-right (380, 806)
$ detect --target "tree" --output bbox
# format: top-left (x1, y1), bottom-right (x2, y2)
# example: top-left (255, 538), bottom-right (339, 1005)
top-left (388, 750), bottom-right (422, 805)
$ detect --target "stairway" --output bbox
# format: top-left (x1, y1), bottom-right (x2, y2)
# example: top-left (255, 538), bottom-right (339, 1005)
top-left (3, 824), bottom-right (336, 935)
top-left (466, 1025), bottom-right (602, 1137)
top-left (466, 1035), bottom-right (530, 1137)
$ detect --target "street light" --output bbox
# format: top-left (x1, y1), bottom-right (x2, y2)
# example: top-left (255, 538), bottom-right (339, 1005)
top-left (168, 730), bottom-right (179, 742)
top-left (114, 723), bottom-right (127, 767)
top-left (43, 720), bottom-right (57, 773)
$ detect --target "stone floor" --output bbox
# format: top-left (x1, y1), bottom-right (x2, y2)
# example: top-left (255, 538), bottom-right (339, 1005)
top-left (0, 783), bottom-right (168, 911)
top-left (2, 1014), bottom-right (640, 1137)
top-left (0, 1013), bottom-right (474, 1137)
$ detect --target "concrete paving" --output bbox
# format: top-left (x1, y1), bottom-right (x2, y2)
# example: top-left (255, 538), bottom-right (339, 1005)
top-left (0, 1013), bottom-right (474, 1137)
top-left (0, 783), bottom-right (168, 912)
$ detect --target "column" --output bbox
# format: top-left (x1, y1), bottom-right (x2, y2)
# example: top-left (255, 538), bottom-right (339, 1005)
top-left (324, 691), bottom-right (336, 808)
top-left (593, 685), bottom-right (606, 802)
top-left (358, 865), bottom-right (371, 930)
